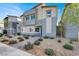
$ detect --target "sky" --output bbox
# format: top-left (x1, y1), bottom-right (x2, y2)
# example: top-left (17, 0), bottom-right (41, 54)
top-left (0, 3), bottom-right (66, 23)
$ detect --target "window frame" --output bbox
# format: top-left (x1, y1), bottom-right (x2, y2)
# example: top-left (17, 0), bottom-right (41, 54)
top-left (46, 9), bottom-right (52, 17)
top-left (35, 27), bottom-right (39, 32)
top-left (26, 16), bottom-right (29, 20)
top-left (31, 14), bottom-right (35, 20)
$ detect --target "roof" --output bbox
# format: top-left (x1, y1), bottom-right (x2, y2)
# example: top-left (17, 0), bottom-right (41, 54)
top-left (7, 15), bottom-right (18, 17)
top-left (41, 6), bottom-right (57, 8)
top-left (3, 17), bottom-right (8, 20)
top-left (3, 15), bottom-right (18, 20)
top-left (32, 3), bottom-right (44, 9)
top-left (20, 3), bottom-right (57, 17)
top-left (20, 3), bottom-right (44, 17)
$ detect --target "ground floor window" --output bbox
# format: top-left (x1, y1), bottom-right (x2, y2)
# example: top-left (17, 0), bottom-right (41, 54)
top-left (35, 27), bottom-right (39, 32)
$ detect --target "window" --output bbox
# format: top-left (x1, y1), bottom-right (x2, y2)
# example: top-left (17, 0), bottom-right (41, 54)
top-left (35, 28), bottom-right (39, 32)
top-left (47, 10), bottom-right (51, 14)
top-left (46, 10), bottom-right (52, 17)
top-left (31, 14), bottom-right (35, 19)
top-left (26, 16), bottom-right (29, 20)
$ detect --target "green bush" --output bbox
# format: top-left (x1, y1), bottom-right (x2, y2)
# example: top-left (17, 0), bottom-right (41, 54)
top-left (44, 36), bottom-right (49, 39)
top-left (57, 40), bottom-right (61, 43)
top-left (24, 36), bottom-right (29, 39)
top-left (17, 33), bottom-right (21, 35)
top-left (44, 36), bottom-right (54, 39)
top-left (45, 48), bottom-right (55, 56)
top-left (38, 38), bottom-right (43, 41)
top-left (24, 42), bottom-right (33, 50)
top-left (69, 41), bottom-right (73, 44)
top-left (17, 37), bottom-right (24, 42)
top-left (9, 40), bottom-right (17, 44)
top-left (0, 33), bottom-right (3, 37)
top-left (3, 30), bottom-right (7, 34)
top-left (34, 40), bottom-right (40, 45)
top-left (63, 44), bottom-right (74, 50)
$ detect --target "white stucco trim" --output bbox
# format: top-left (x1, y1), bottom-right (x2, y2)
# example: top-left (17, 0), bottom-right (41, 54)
top-left (46, 18), bottom-right (52, 33)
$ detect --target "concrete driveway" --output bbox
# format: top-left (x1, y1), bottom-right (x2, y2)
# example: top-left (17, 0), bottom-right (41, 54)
top-left (0, 43), bottom-right (33, 56)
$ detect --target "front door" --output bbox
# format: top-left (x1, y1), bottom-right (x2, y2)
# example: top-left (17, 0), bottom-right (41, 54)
top-left (12, 22), bottom-right (17, 35)
top-left (35, 26), bottom-right (42, 36)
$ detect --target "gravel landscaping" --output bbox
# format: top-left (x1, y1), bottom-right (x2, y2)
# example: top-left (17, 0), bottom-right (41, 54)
top-left (1, 35), bottom-right (79, 56)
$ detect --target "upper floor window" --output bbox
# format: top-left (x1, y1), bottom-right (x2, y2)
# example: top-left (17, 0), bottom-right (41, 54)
top-left (46, 10), bottom-right (52, 17)
top-left (31, 14), bottom-right (35, 19)
top-left (26, 16), bottom-right (29, 20)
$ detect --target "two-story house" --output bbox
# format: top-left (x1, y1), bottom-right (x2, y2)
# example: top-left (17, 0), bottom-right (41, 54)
top-left (0, 20), bottom-right (4, 33)
top-left (21, 3), bottom-right (57, 38)
top-left (4, 15), bottom-right (21, 36)
top-left (60, 3), bottom-right (79, 40)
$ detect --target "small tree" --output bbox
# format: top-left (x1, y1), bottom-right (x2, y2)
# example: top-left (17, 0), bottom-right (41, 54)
top-left (61, 3), bottom-right (79, 40)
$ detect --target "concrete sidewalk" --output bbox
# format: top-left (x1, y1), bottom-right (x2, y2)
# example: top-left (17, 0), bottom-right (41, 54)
top-left (0, 43), bottom-right (33, 56)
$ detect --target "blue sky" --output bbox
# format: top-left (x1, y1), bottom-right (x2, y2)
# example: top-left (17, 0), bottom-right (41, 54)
top-left (0, 3), bottom-right (66, 23)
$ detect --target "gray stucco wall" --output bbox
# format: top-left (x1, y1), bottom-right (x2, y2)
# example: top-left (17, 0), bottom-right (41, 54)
top-left (42, 17), bottom-right (57, 38)
top-left (6, 16), bottom-right (21, 36)
top-left (23, 9), bottom-right (36, 26)
top-left (64, 23), bottom-right (79, 40)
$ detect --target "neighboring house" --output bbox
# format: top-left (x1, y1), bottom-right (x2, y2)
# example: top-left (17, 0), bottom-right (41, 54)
top-left (60, 3), bottom-right (79, 40)
top-left (21, 3), bottom-right (57, 37)
top-left (0, 21), bottom-right (4, 33)
top-left (4, 15), bottom-right (21, 36)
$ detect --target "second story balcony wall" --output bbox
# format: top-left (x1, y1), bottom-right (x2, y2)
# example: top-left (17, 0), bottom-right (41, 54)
top-left (22, 9), bottom-right (36, 26)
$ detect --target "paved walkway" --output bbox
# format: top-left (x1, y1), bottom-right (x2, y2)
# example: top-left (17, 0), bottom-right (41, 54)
top-left (0, 43), bottom-right (33, 56)
top-left (11, 37), bottom-right (39, 49)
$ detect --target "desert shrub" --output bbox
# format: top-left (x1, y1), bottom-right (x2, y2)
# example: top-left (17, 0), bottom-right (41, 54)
top-left (57, 40), bottom-right (61, 43)
top-left (44, 36), bottom-right (54, 39)
top-left (17, 33), bottom-right (21, 35)
top-left (69, 40), bottom-right (73, 44)
top-left (7, 36), bottom-right (12, 38)
top-left (24, 36), bottom-right (29, 39)
top-left (45, 48), bottom-right (55, 56)
top-left (44, 36), bottom-right (49, 39)
top-left (34, 40), bottom-right (40, 45)
top-left (38, 38), bottom-right (43, 41)
top-left (1, 39), bottom-right (9, 42)
top-left (3, 30), bottom-right (7, 34)
top-left (17, 37), bottom-right (24, 42)
top-left (9, 40), bottom-right (17, 44)
top-left (70, 38), bottom-right (78, 42)
top-left (63, 44), bottom-right (74, 50)
top-left (24, 42), bottom-right (33, 50)
top-left (0, 33), bottom-right (3, 37)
